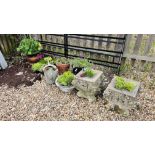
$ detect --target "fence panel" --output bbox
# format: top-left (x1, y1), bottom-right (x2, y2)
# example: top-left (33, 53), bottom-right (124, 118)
top-left (1, 34), bottom-right (155, 70)
top-left (0, 34), bottom-right (21, 55)
top-left (123, 34), bottom-right (155, 62)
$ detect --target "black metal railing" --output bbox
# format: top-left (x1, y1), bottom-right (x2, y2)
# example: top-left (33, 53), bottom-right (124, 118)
top-left (37, 34), bottom-right (126, 73)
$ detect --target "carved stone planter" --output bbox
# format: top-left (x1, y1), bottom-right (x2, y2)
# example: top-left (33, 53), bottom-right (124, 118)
top-left (103, 76), bottom-right (140, 114)
top-left (72, 70), bottom-right (103, 102)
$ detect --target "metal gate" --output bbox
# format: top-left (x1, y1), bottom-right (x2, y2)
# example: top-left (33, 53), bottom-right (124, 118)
top-left (37, 34), bottom-right (126, 73)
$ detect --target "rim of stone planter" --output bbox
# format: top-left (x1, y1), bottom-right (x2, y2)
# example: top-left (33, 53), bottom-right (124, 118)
top-left (55, 78), bottom-right (74, 93)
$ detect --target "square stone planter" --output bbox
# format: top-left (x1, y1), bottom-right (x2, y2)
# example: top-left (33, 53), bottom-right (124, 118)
top-left (72, 70), bottom-right (103, 102)
top-left (103, 76), bottom-right (140, 114)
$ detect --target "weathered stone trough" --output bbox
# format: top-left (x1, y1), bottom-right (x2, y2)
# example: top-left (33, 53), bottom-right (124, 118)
top-left (103, 76), bottom-right (140, 114)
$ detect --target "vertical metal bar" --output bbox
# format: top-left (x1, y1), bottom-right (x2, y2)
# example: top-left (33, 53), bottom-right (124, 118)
top-left (64, 34), bottom-right (68, 57)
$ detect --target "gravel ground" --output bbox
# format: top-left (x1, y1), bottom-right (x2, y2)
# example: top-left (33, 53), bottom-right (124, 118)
top-left (0, 69), bottom-right (155, 121)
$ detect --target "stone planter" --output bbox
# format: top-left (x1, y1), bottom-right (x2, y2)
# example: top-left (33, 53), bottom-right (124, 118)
top-left (72, 70), bottom-right (103, 102)
top-left (55, 78), bottom-right (74, 93)
top-left (103, 76), bottom-right (140, 114)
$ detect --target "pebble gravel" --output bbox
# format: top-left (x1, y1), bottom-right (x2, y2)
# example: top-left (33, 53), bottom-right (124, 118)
top-left (0, 70), bottom-right (155, 121)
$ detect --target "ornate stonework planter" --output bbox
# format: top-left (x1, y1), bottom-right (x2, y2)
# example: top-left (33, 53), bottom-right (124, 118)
top-left (103, 76), bottom-right (140, 114)
top-left (72, 70), bottom-right (103, 102)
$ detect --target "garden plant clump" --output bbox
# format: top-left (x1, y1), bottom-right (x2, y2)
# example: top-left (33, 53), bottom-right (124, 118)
top-left (17, 37), bottom-right (42, 56)
top-left (31, 56), bottom-right (54, 72)
top-left (70, 58), bottom-right (92, 68)
top-left (80, 68), bottom-right (95, 78)
top-left (56, 57), bottom-right (69, 65)
top-left (57, 71), bottom-right (74, 86)
top-left (115, 76), bottom-right (136, 91)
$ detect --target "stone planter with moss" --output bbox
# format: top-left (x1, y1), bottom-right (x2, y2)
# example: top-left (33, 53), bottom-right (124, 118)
top-left (72, 69), bottom-right (103, 102)
top-left (103, 76), bottom-right (140, 114)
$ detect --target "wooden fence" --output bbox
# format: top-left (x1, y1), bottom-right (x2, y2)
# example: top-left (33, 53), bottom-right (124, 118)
top-left (0, 34), bottom-right (22, 55)
top-left (123, 34), bottom-right (155, 62)
top-left (0, 34), bottom-right (155, 69)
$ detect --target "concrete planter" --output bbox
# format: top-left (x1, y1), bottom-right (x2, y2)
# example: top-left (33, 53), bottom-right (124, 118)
top-left (72, 69), bottom-right (103, 102)
top-left (103, 76), bottom-right (140, 114)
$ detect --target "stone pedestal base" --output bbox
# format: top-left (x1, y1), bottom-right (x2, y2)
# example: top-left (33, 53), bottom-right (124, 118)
top-left (77, 89), bottom-right (97, 103)
top-left (103, 76), bottom-right (140, 114)
top-left (72, 70), bottom-right (103, 102)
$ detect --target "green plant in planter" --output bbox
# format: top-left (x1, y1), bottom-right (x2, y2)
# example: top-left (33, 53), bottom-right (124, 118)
top-left (57, 71), bottom-right (74, 86)
top-left (115, 76), bottom-right (136, 91)
top-left (17, 37), bottom-right (42, 55)
top-left (43, 56), bottom-right (54, 64)
top-left (81, 68), bottom-right (95, 77)
top-left (70, 58), bottom-right (92, 68)
top-left (31, 57), bottom-right (54, 72)
top-left (31, 59), bottom-right (46, 72)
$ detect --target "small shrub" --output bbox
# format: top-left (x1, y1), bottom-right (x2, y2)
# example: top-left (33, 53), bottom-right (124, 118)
top-left (115, 76), bottom-right (136, 91)
top-left (17, 37), bottom-right (42, 55)
top-left (70, 58), bottom-right (92, 68)
top-left (57, 71), bottom-right (74, 86)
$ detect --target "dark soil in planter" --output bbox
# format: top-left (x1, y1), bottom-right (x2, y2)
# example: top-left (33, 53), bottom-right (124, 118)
top-left (0, 62), bottom-right (41, 88)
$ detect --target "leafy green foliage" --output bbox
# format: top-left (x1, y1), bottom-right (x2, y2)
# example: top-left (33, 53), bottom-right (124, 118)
top-left (31, 56), bottom-right (54, 72)
top-left (115, 76), bottom-right (136, 91)
top-left (17, 37), bottom-right (42, 55)
top-left (43, 56), bottom-right (54, 64)
top-left (32, 60), bottom-right (46, 72)
top-left (83, 68), bottom-right (95, 77)
top-left (56, 57), bottom-right (69, 64)
top-left (70, 58), bottom-right (92, 68)
top-left (57, 71), bottom-right (74, 86)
